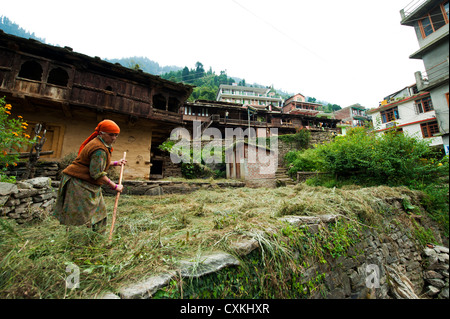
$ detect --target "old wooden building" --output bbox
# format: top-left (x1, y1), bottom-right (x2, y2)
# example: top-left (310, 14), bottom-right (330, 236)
top-left (0, 30), bottom-right (193, 179)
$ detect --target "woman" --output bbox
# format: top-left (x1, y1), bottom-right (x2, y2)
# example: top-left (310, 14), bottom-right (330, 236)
top-left (54, 119), bottom-right (126, 233)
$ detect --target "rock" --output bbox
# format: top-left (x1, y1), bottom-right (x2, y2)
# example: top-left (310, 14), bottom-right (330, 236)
top-left (424, 270), bottom-right (444, 280)
top-left (0, 195), bottom-right (9, 206)
top-left (119, 272), bottom-right (174, 299)
top-left (179, 253), bottom-right (240, 278)
top-left (426, 278), bottom-right (446, 289)
top-left (26, 177), bottom-right (52, 189)
top-left (434, 246), bottom-right (449, 254)
top-left (424, 247), bottom-right (437, 257)
top-left (384, 265), bottom-right (419, 299)
top-left (438, 287), bottom-right (449, 299)
top-left (98, 292), bottom-right (121, 299)
top-left (437, 253), bottom-right (449, 263)
top-left (231, 238), bottom-right (259, 256)
top-left (426, 285), bottom-right (441, 297)
top-left (16, 181), bottom-right (33, 189)
top-left (0, 182), bottom-right (18, 196)
top-left (13, 189), bottom-right (39, 199)
top-left (279, 215), bottom-right (338, 226)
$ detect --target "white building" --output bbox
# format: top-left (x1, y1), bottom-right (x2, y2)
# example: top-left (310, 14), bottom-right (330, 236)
top-left (216, 84), bottom-right (284, 109)
top-left (400, 0), bottom-right (449, 153)
top-left (368, 85), bottom-right (443, 147)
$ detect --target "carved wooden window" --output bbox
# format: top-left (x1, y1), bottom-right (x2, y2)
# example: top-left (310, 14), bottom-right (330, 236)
top-left (18, 60), bottom-right (43, 81)
top-left (47, 67), bottom-right (69, 86)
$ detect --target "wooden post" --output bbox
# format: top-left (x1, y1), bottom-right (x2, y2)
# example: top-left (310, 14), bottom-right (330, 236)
top-left (108, 152), bottom-right (126, 241)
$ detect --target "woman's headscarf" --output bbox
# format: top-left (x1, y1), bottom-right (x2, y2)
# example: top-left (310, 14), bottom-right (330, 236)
top-left (78, 119), bottom-right (120, 155)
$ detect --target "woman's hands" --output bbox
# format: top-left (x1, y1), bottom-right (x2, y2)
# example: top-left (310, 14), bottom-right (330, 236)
top-left (112, 158), bottom-right (127, 167)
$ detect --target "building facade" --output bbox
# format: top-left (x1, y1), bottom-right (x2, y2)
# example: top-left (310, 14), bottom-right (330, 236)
top-left (400, 0), bottom-right (449, 153)
top-left (216, 84), bottom-right (284, 110)
top-left (282, 93), bottom-right (322, 116)
top-left (368, 85), bottom-right (443, 147)
top-left (333, 104), bottom-right (371, 134)
top-left (0, 30), bottom-right (193, 180)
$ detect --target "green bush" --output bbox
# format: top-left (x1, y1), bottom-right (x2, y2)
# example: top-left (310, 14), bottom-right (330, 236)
top-left (285, 148), bottom-right (324, 178)
top-left (279, 129), bottom-right (311, 149)
top-left (313, 127), bottom-right (440, 186)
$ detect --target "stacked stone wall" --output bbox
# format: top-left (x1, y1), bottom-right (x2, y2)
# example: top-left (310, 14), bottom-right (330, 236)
top-left (0, 177), bottom-right (56, 224)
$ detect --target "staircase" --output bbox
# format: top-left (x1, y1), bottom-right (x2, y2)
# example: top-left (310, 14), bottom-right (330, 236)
top-left (275, 167), bottom-right (296, 186)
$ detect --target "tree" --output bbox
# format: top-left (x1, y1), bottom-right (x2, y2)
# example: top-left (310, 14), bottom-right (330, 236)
top-left (182, 67), bottom-right (190, 82)
top-left (195, 62), bottom-right (205, 80)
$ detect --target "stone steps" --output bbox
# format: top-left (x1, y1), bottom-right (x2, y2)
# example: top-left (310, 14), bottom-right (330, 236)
top-left (275, 167), bottom-right (296, 186)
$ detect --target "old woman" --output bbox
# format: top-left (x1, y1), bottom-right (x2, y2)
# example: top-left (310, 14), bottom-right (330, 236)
top-left (54, 119), bottom-right (126, 233)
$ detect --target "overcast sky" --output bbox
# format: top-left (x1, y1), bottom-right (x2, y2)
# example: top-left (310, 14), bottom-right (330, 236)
top-left (2, 0), bottom-right (425, 108)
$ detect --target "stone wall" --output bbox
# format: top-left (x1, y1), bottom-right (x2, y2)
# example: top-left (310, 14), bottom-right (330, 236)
top-left (0, 177), bottom-right (56, 224)
top-left (277, 129), bottom-right (334, 167)
top-left (102, 180), bottom-right (246, 197)
top-left (3, 161), bottom-right (60, 181)
top-left (423, 245), bottom-right (449, 298)
top-left (103, 211), bottom-right (449, 300)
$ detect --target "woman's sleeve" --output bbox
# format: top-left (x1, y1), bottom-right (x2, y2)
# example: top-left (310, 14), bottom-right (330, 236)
top-left (89, 149), bottom-right (108, 180)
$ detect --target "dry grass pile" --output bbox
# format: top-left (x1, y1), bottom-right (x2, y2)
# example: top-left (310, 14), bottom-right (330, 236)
top-left (0, 184), bottom-right (430, 298)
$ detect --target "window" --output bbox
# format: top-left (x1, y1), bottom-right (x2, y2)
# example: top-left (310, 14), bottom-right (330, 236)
top-left (381, 106), bottom-right (399, 123)
top-left (415, 97), bottom-right (434, 113)
top-left (419, 1), bottom-right (449, 38)
top-left (47, 67), bottom-right (69, 86)
top-left (18, 60), bottom-right (43, 81)
top-left (421, 121), bottom-right (440, 138)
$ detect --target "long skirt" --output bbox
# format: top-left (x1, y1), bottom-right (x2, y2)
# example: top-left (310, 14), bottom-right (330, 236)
top-left (53, 174), bottom-right (107, 232)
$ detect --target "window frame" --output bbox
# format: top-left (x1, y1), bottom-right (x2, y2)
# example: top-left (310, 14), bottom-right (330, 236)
top-left (380, 106), bottom-right (399, 124)
top-left (418, 1), bottom-right (449, 38)
top-left (420, 120), bottom-right (440, 138)
top-left (415, 97), bottom-right (434, 113)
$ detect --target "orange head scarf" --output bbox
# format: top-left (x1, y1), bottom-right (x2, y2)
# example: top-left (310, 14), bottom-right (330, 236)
top-left (78, 119), bottom-right (120, 155)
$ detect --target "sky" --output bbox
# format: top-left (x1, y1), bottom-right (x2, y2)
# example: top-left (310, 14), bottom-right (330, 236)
top-left (1, 0), bottom-right (426, 109)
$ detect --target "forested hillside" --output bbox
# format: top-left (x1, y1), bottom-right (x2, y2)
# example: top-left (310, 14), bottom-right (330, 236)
top-left (0, 16), bottom-right (45, 43)
top-left (106, 56), bottom-right (182, 76)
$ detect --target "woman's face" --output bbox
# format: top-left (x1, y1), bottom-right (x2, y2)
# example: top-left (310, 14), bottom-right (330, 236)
top-left (101, 132), bottom-right (119, 145)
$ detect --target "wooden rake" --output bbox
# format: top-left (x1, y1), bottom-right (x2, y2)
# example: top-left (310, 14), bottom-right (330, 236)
top-left (108, 151), bottom-right (126, 241)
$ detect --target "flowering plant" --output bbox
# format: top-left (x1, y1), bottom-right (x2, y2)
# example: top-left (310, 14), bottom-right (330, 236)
top-left (0, 97), bottom-right (36, 181)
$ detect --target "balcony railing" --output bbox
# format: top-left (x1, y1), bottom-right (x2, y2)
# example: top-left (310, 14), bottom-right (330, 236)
top-left (418, 59), bottom-right (449, 88)
top-left (401, 0), bottom-right (427, 20)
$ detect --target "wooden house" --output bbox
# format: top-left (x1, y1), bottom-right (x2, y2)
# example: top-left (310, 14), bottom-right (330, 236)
top-left (0, 30), bottom-right (193, 180)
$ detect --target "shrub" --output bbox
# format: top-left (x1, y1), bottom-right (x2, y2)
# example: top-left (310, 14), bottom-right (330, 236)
top-left (279, 129), bottom-right (311, 150)
top-left (285, 148), bottom-right (324, 178)
top-left (0, 97), bottom-right (36, 181)
top-left (314, 127), bottom-right (438, 186)
top-left (284, 127), bottom-right (445, 187)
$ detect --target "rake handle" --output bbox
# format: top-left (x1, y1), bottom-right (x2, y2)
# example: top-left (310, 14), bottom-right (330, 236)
top-left (108, 152), bottom-right (126, 241)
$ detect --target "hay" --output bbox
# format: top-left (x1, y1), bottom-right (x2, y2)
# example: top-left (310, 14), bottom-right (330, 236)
top-left (0, 184), bottom-right (432, 298)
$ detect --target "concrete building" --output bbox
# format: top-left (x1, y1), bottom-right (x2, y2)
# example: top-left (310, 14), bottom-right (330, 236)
top-left (368, 84), bottom-right (443, 148)
top-left (282, 93), bottom-right (322, 116)
top-left (333, 104), bottom-right (371, 135)
top-left (400, 0), bottom-right (449, 154)
top-left (216, 84), bottom-right (283, 110)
